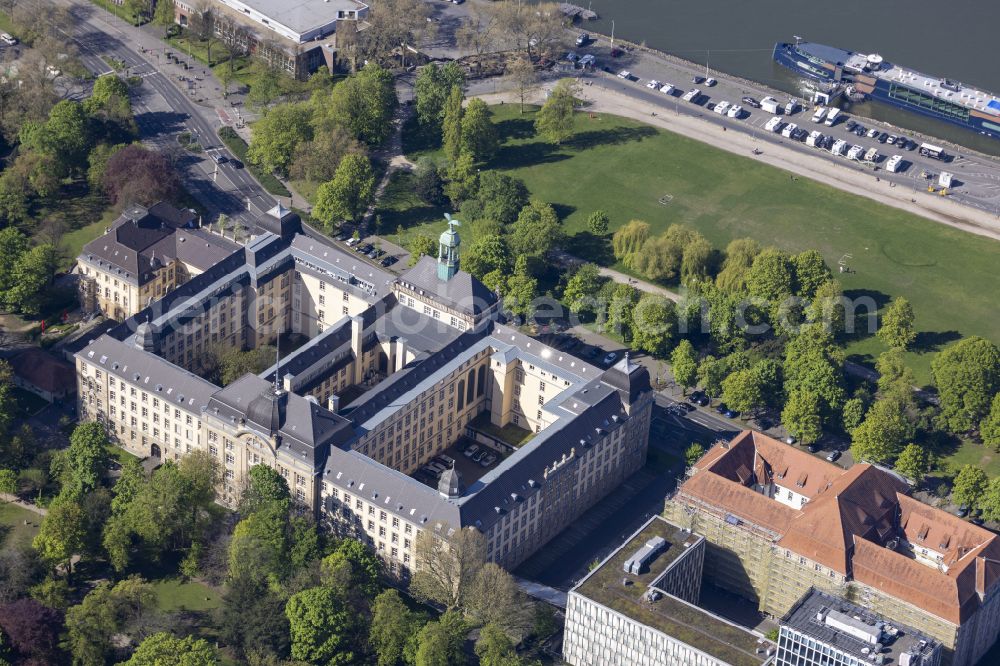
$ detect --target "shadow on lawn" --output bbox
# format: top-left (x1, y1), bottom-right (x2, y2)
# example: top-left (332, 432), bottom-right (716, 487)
top-left (495, 116), bottom-right (536, 142)
top-left (912, 330), bottom-right (962, 354)
top-left (566, 231), bottom-right (614, 265)
top-left (564, 125), bottom-right (657, 150)
top-left (490, 141), bottom-right (570, 170)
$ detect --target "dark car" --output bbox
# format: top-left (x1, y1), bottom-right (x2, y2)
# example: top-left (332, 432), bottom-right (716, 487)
top-left (230, 159), bottom-right (244, 169)
top-left (610, 48), bottom-right (623, 58)
top-left (687, 391), bottom-right (709, 407)
top-left (826, 450), bottom-right (842, 462)
top-left (756, 417), bottom-right (773, 430)
top-left (853, 125), bottom-right (866, 136)
top-left (845, 120), bottom-right (857, 131)
top-left (807, 443), bottom-right (821, 453)
top-left (335, 231), bottom-right (349, 241)
top-left (904, 138), bottom-right (918, 151)
top-left (741, 96), bottom-right (760, 108)
top-left (380, 256), bottom-right (398, 267)
top-left (792, 128), bottom-right (808, 141)
top-left (691, 75), bottom-right (705, 84)
top-left (715, 403), bottom-right (730, 415)
top-left (877, 132), bottom-right (889, 143)
top-left (371, 248), bottom-right (385, 258)
top-left (358, 243), bottom-right (374, 254)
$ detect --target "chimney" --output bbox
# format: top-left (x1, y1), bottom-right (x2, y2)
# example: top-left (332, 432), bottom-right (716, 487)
top-left (282, 372), bottom-right (295, 392)
top-left (395, 337), bottom-right (408, 372)
top-left (350, 315), bottom-right (363, 384)
top-left (328, 394), bottom-right (341, 413)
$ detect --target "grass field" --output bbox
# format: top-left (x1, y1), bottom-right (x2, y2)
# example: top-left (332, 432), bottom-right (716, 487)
top-left (152, 577), bottom-right (222, 612)
top-left (393, 105), bottom-right (1000, 383)
top-left (0, 502), bottom-right (40, 550)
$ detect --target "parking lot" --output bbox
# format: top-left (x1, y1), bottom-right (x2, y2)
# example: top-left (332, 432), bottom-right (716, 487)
top-left (412, 436), bottom-right (506, 490)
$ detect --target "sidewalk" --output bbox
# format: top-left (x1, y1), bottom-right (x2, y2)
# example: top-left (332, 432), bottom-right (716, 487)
top-left (1, 494), bottom-right (47, 518)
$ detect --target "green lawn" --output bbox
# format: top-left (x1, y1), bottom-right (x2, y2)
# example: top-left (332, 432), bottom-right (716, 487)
top-left (166, 34), bottom-right (231, 68)
top-left (0, 502), bottom-right (41, 550)
top-left (60, 216), bottom-right (114, 271)
top-left (12, 388), bottom-right (48, 417)
top-left (152, 577), bottom-right (222, 612)
top-left (936, 439), bottom-right (1000, 479)
top-left (398, 105), bottom-right (1000, 383)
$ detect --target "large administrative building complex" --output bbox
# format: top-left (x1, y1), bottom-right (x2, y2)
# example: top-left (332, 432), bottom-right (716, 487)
top-left (665, 431), bottom-right (1000, 666)
top-left (75, 204), bottom-right (654, 575)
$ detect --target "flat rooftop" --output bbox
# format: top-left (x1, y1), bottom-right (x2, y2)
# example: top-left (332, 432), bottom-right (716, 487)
top-left (783, 590), bottom-right (939, 666)
top-left (224, 0), bottom-right (359, 32)
top-left (575, 517), bottom-right (771, 666)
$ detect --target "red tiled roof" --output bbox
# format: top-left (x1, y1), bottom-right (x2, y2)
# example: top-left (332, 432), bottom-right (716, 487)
top-left (9, 348), bottom-right (74, 395)
top-left (676, 431), bottom-right (1000, 625)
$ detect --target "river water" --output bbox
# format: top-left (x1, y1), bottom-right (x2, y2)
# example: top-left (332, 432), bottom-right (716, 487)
top-left (578, 0), bottom-right (1000, 154)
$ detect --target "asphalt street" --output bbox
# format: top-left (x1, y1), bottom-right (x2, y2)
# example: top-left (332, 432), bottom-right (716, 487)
top-left (60, 1), bottom-right (277, 226)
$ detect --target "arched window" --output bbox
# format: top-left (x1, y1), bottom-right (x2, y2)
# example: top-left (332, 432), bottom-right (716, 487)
top-left (457, 380), bottom-right (465, 410)
top-left (476, 365), bottom-right (486, 397)
top-left (466, 369), bottom-right (475, 403)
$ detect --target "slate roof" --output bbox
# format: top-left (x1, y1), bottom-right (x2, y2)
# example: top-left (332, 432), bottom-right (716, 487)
top-left (397, 256), bottom-right (498, 317)
top-left (80, 202), bottom-right (239, 283)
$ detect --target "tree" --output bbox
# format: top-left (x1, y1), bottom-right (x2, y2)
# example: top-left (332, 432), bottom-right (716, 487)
top-left (0, 598), bottom-right (65, 665)
top-left (408, 235), bottom-right (438, 266)
top-left (153, 0), bottom-right (175, 26)
top-left (698, 355), bottom-right (727, 399)
top-left (587, 210), bottom-right (610, 236)
top-left (841, 397), bottom-right (867, 433)
top-left (952, 464), bottom-right (989, 511)
top-left (313, 153), bottom-right (376, 228)
top-left (228, 501), bottom-right (289, 584)
top-left (415, 63), bottom-right (465, 128)
top-left (441, 85), bottom-right (465, 166)
top-left (321, 538), bottom-right (382, 600)
top-left (746, 247), bottom-right (794, 306)
top-left (606, 283), bottom-right (639, 340)
top-left (85, 75), bottom-right (133, 128)
top-left (629, 226), bottom-right (693, 283)
top-left (5, 243), bottom-right (57, 315)
top-left (122, 632), bottom-right (218, 666)
top-left (414, 610), bottom-right (467, 666)
top-left (476, 623), bottom-right (519, 666)
top-left (466, 563), bottom-right (524, 636)
top-left (411, 526), bottom-right (485, 610)
top-left (461, 98), bottom-right (499, 164)
top-left (504, 255), bottom-right (538, 321)
top-left (721, 368), bottom-right (763, 415)
top-left (716, 238), bottom-right (761, 293)
top-left (463, 234), bottom-right (510, 280)
top-left (102, 144), bottom-right (181, 208)
top-left (352, 0), bottom-right (432, 66)
top-left (476, 172), bottom-right (529, 226)
top-left (793, 250), bottom-right (831, 300)
top-left (980, 478), bottom-right (1000, 523)
top-left (503, 55), bottom-right (538, 114)
top-left (563, 264), bottom-right (603, 315)
top-left (246, 102), bottom-right (313, 177)
top-left (64, 577), bottom-right (154, 666)
top-left (20, 100), bottom-right (90, 176)
top-left (931, 337), bottom-right (1000, 433)
top-left (509, 199), bottom-right (562, 258)
top-left (670, 340), bottom-right (698, 394)
top-left (875, 349), bottom-right (917, 403)
top-left (684, 443), bottom-right (706, 467)
top-left (894, 444), bottom-right (932, 485)
top-left (290, 126), bottom-right (365, 184)
top-left (783, 325), bottom-right (847, 420)
top-left (982, 393), bottom-right (1000, 451)
top-left (0, 468), bottom-right (14, 498)
top-left (188, 3), bottom-right (219, 64)
top-left (681, 234), bottom-right (713, 283)
top-left (370, 589), bottom-right (426, 666)
top-left (111, 458), bottom-right (145, 515)
top-left (219, 575), bottom-right (290, 660)
top-left (877, 297), bottom-right (917, 350)
top-left (612, 220), bottom-right (651, 263)
top-left (412, 157), bottom-right (444, 205)
top-left (286, 586), bottom-right (356, 665)
top-left (781, 390), bottom-right (823, 446)
top-left (61, 422), bottom-right (109, 498)
top-left (630, 294), bottom-right (676, 357)
top-left (850, 396), bottom-right (914, 464)
top-left (33, 499), bottom-right (86, 575)
top-left (806, 279), bottom-right (846, 338)
top-left (240, 464), bottom-right (291, 516)
top-left (534, 78), bottom-right (579, 145)
top-left (325, 63), bottom-right (397, 145)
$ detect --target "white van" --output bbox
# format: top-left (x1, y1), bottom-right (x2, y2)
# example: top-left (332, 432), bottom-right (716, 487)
top-left (824, 108), bottom-right (841, 126)
top-left (847, 145), bottom-right (864, 161)
top-left (938, 172), bottom-right (954, 188)
top-left (806, 130), bottom-right (824, 147)
top-left (811, 106), bottom-right (828, 123)
top-left (761, 97), bottom-right (781, 114)
top-left (863, 148), bottom-right (880, 163)
top-left (683, 88), bottom-right (701, 102)
top-left (830, 139), bottom-right (847, 156)
top-left (885, 154), bottom-right (904, 173)
top-left (764, 116), bottom-right (783, 133)
top-left (714, 101), bottom-right (730, 115)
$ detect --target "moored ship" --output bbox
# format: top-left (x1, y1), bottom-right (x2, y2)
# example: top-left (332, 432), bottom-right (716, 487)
top-left (773, 39), bottom-right (1000, 139)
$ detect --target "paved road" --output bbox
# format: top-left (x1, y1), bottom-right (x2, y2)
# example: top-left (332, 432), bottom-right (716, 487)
top-left (61, 1), bottom-right (277, 227)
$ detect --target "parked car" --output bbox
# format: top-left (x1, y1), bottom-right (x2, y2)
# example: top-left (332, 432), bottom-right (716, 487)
top-left (335, 231), bottom-right (349, 241)
top-left (480, 453), bottom-right (497, 467)
top-left (602, 352), bottom-right (618, 366)
top-left (826, 450), bottom-right (842, 462)
top-left (437, 454), bottom-right (455, 467)
top-left (358, 243), bottom-right (374, 254)
top-left (853, 124), bottom-right (867, 136)
top-left (741, 96), bottom-right (760, 108)
top-left (576, 33), bottom-right (589, 47)
top-left (688, 391), bottom-right (710, 407)
top-left (0, 33), bottom-right (17, 46)
top-left (867, 127), bottom-right (880, 138)
top-left (212, 152), bottom-right (228, 164)
top-left (617, 70), bottom-right (632, 79)
top-left (646, 79), bottom-right (661, 90)
top-left (472, 450), bottom-right (487, 463)
top-left (877, 132), bottom-right (889, 143)
top-left (845, 120), bottom-right (857, 132)
top-left (463, 444), bottom-right (480, 458)
top-left (705, 77), bottom-right (717, 87)
top-left (691, 75), bottom-right (705, 84)
top-left (380, 256), bottom-right (398, 267)
top-left (785, 435), bottom-right (797, 445)
top-left (807, 443), bottom-right (821, 453)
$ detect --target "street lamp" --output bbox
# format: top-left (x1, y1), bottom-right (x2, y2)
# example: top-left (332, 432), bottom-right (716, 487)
top-left (610, 20), bottom-right (615, 52)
